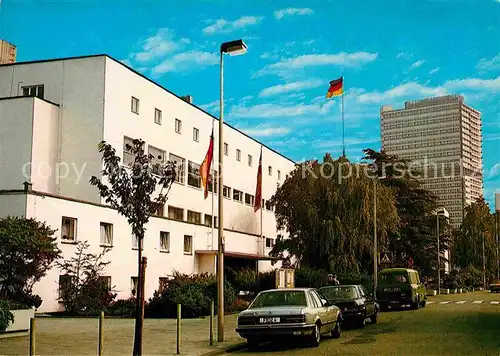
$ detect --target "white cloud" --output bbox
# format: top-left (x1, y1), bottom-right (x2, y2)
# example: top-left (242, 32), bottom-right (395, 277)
top-left (356, 82), bottom-right (448, 104)
top-left (396, 52), bottom-right (413, 60)
top-left (274, 8), bottom-right (314, 19)
top-left (489, 163), bottom-right (500, 178)
top-left (202, 16), bottom-right (263, 35)
top-left (151, 51), bottom-right (218, 76)
top-left (120, 59), bottom-right (132, 67)
top-left (444, 76), bottom-right (500, 91)
top-left (230, 101), bottom-right (335, 118)
top-left (258, 80), bottom-right (323, 97)
top-left (239, 125), bottom-right (291, 137)
top-left (314, 136), bottom-right (379, 149)
top-left (477, 54), bottom-right (500, 71)
top-left (410, 60), bottom-right (426, 69)
top-left (199, 100), bottom-right (220, 112)
top-left (134, 28), bottom-right (189, 63)
top-left (429, 67), bottom-right (440, 75)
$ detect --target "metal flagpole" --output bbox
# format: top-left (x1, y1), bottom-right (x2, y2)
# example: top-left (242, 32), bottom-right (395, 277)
top-left (260, 146), bottom-right (263, 255)
top-left (211, 118), bottom-right (215, 249)
top-left (341, 80), bottom-right (345, 157)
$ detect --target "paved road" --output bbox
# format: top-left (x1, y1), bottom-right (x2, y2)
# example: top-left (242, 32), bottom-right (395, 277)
top-left (233, 291), bottom-right (500, 355)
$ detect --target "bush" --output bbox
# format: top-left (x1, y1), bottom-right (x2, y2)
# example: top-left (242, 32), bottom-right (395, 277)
top-left (106, 298), bottom-right (137, 317)
top-left (0, 300), bottom-right (14, 332)
top-left (145, 272), bottom-right (237, 319)
top-left (228, 269), bottom-right (275, 298)
top-left (295, 267), bottom-right (328, 288)
top-left (228, 298), bottom-right (250, 313)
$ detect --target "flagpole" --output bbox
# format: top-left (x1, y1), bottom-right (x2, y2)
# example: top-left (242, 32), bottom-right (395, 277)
top-left (341, 79), bottom-right (345, 157)
top-left (260, 146), bottom-right (263, 255)
top-left (211, 118), bottom-right (215, 250)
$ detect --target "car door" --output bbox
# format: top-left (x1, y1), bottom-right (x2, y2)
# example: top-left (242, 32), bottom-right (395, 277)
top-left (311, 290), bottom-right (334, 332)
top-left (359, 285), bottom-right (375, 315)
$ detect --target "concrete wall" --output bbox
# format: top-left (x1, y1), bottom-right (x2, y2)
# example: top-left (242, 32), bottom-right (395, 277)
top-left (0, 194), bottom-right (27, 217)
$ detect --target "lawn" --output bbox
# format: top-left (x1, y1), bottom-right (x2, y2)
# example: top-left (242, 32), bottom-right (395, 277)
top-left (235, 291), bottom-right (500, 355)
top-left (0, 315), bottom-right (243, 355)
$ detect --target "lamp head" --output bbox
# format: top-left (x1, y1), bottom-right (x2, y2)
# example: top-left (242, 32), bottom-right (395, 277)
top-left (221, 39), bottom-right (247, 56)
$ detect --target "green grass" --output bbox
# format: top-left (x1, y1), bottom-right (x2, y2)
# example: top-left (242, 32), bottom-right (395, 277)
top-left (0, 315), bottom-right (243, 355)
top-left (235, 291), bottom-right (500, 355)
top-left (429, 290), bottom-right (500, 302)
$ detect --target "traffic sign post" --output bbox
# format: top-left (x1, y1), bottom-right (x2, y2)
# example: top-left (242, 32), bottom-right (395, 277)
top-left (379, 252), bottom-right (392, 265)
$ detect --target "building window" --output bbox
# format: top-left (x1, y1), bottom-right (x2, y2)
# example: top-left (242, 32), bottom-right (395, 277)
top-left (100, 222), bottom-right (113, 246)
top-left (187, 210), bottom-right (202, 224)
top-left (175, 118), bottom-right (182, 134)
top-left (154, 203), bottom-right (165, 217)
top-left (168, 206), bottom-right (184, 221)
top-left (268, 166), bottom-right (272, 176)
top-left (58, 274), bottom-right (73, 299)
top-left (131, 96), bottom-right (139, 114)
top-left (160, 231), bottom-right (170, 252)
top-left (22, 84), bottom-right (44, 99)
top-left (236, 149), bottom-right (241, 162)
top-left (169, 153), bottom-right (185, 184)
top-left (193, 128), bottom-right (199, 142)
top-left (131, 277), bottom-right (138, 296)
top-left (159, 277), bottom-right (169, 293)
top-left (61, 217), bottom-right (77, 241)
top-left (148, 146), bottom-right (166, 175)
top-left (245, 193), bottom-right (255, 206)
top-left (184, 235), bottom-right (193, 255)
top-left (204, 214), bottom-right (218, 227)
top-left (99, 276), bottom-right (112, 289)
top-left (223, 186), bottom-right (231, 198)
top-left (277, 170), bottom-right (281, 180)
top-left (224, 143), bottom-right (228, 156)
top-left (123, 136), bottom-right (136, 166)
top-left (154, 108), bottom-right (162, 125)
top-left (233, 189), bottom-right (243, 202)
top-left (187, 161), bottom-right (201, 188)
top-left (207, 170), bottom-right (218, 194)
top-left (265, 238), bottom-right (275, 248)
top-left (248, 155), bottom-right (253, 167)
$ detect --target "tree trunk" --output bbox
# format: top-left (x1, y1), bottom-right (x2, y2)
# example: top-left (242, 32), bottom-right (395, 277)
top-left (132, 237), bottom-right (146, 355)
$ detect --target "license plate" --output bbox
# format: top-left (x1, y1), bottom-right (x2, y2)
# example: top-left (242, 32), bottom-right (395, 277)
top-left (259, 317), bottom-right (280, 323)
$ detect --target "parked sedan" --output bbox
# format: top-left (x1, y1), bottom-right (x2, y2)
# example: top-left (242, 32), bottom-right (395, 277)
top-left (489, 280), bottom-right (500, 292)
top-left (319, 284), bottom-right (378, 328)
top-left (235, 288), bottom-right (342, 348)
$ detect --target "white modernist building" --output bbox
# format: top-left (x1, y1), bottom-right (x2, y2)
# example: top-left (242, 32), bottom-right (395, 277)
top-left (0, 54), bottom-right (296, 313)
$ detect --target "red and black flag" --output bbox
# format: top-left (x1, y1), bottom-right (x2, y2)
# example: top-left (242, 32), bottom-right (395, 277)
top-left (200, 129), bottom-right (214, 199)
top-left (326, 77), bottom-right (344, 98)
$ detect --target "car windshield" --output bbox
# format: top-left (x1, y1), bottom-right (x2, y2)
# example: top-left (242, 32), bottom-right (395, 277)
top-left (320, 286), bottom-right (358, 299)
top-left (380, 273), bottom-right (408, 284)
top-left (249, 291), bottom-right (307, 308)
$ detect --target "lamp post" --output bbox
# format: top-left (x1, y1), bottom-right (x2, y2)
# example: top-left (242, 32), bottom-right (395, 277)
top-left (435, 207), bottom-right (449, 295)
top-left (372, 174), bottom-right (386, 297)
top-left (217, 39), bottom-right (247, 343)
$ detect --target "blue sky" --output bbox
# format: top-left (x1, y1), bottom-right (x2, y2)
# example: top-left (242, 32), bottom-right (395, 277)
top-left (1, 0), bottom-right (499, 208)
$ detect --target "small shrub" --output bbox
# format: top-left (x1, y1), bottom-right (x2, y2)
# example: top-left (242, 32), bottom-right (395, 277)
top-left (0, 300), bottom-right (14, 332)
top-left (228, 298), bottom-right (250, 313)
top-left (106, 298), bottom-right (137, 317)
top-left (295, 267), bottom-right (328, 288)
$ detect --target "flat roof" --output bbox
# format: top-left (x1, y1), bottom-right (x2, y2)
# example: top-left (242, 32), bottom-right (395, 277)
top-left (0, 95), bottom-right (60, 107)
top-left (0, 54), bottom-right (296, 165)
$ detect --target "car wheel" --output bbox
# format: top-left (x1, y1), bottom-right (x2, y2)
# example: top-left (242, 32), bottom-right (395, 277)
top-left (309, 323), bottom-right (321, 347)
top-left (421, 300), bottom-right (426, 308)
top-left (370, 311), bottom-right (378, 324)
top-left (331, 320), bottom-right (341, 339)
top-left (358, 315), bottom-right (367, 328)
top-left (412, 298), bottom-right (420, 310)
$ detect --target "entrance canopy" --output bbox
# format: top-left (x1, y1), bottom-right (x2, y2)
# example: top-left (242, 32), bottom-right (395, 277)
top-left (195, 250), bottom-right (282, 261)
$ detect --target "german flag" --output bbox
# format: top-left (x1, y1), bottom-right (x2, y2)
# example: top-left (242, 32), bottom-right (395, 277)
top-left (326, 77), bottom-right (343, 98)
top-left (200, 129), bottom-right (214, 199)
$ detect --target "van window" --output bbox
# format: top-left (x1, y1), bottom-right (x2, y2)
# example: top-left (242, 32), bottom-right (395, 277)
top-left (379, 272), bottom-right (409, 284)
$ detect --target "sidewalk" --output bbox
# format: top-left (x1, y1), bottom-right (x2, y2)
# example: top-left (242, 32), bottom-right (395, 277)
top-left (0, 314), bottom-right (246, 355)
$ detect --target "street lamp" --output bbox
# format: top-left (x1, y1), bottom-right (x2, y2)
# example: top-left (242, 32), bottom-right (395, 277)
top-left (217, 39), bottom-right (247, 343)
top-left (372, 174), bottom-right (386, 297)
top-left (434, 207), bottom-right (449, 295)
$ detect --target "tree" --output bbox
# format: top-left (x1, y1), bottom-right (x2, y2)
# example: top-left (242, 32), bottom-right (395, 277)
top-left (453, 197), bottom-right (497, 283)
top-left (362, 149), bottom-right (452, 277)
top-left (269, 154), bottom-right (400, 274)
top-left (0, 217), bottom-right (61, 308)
top-left (55, 241), bottom-right (116, 316)
top-left (90, 139), bottom-right (176, 356)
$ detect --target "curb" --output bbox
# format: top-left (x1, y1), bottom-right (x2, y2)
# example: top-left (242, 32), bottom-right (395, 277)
top-left (200, 342), bottom-right (247, 356)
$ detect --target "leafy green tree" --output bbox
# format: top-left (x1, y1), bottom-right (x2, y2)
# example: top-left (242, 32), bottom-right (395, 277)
top-left (90, 139), bottom-right (176, 356)
top-left (453, 197), bottom-right (497, 283)
top-left (0, 217), bottom-right (61, 308)
top-left (270, 154), bottom-right (400, 274)
top-left (362, 149), bottom-right (452, 277)
top-left (55, 241), bottom-right (116, 316)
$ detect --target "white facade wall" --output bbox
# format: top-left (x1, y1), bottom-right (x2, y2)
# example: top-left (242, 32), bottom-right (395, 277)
top-left (0, 55), bottom-right (295, 312)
